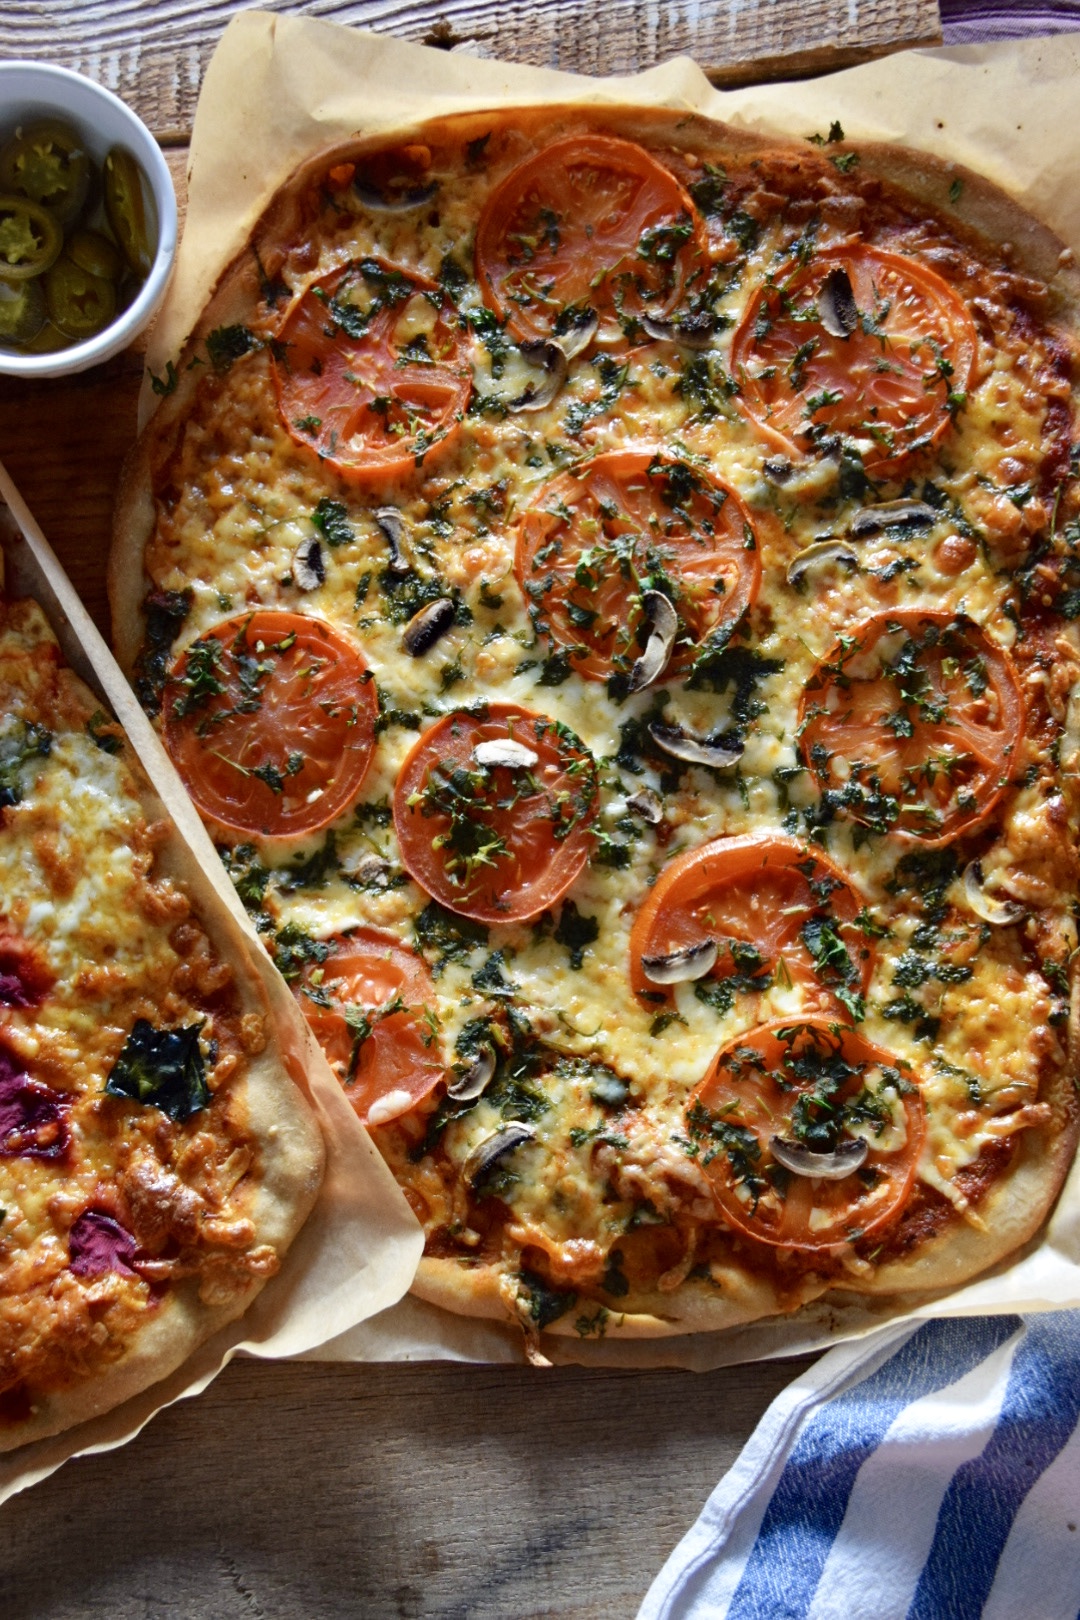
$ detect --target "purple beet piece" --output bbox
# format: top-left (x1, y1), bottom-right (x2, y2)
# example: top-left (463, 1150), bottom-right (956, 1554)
top-left (0, 972), bottom-right (33, 1008)
top-left (68, 1210), bottom-right (138, 1279)
top-left (0, 1049), bottom-right (68, 1159)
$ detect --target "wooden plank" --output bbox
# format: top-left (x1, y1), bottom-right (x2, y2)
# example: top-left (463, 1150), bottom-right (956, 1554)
top-left (0, 1354), bottom-right (812, 1618)
top-left (2, 1), bottom-right (941, 142)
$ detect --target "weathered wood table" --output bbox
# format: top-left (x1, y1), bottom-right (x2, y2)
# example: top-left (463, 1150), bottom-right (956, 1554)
top-left (0, 4), bottom-right (940, 1615)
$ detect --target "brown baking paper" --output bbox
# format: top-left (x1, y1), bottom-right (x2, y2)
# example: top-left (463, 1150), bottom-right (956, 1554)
top-left (0, 462), bottom-right (423, 1500)
top-left (140, 12), bottom-right (1080, 1369)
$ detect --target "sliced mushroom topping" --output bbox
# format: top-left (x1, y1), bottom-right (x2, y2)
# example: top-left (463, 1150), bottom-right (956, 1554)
top-left (763, 456), bottom-right (794, 485)
top-left (649, 721), bottom-right (744, 771)
top-left (403, 597), bottom-right (455, 656)
top-left (640, 311), bottom-right (716, 350)
top-left (447, 1045), bottom-right (496, 1102)
top-left (849, 500), bottom-right (938, 538)
top-left (962, 860), bottom-right (1025, 926)
top-left (375, 506), bottom-right (410, 574)
top-left (626, 786), bottom-right (664, 825)
top-left (817, 266), bottom-right (860, 339)
top-left (787, 538), bottom-right (859, 588)
top-left (291, 533), bottom-right (325, 591)
top-left (342, 851), bottom-right (391, 886)
top-left (353, 178), bottom-right (439, 213)
top-left (553, 308), bottom-right (599, 360)
top-left (641, 938), bottom-right (718, 985)
top-left (474, 739), bottom-right (540, 770)
top-left (463, 1121), bottom-right (537, 1187)
top-left (627, 591), bottom-right (678, 693)
top-left (769, 1134), bottom-right (869, 1180)
top-left (507, 339), bottom-right (569, 412)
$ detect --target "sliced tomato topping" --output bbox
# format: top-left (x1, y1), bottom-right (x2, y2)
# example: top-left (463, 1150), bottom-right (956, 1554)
top-left (475, 134), bottom-right (707, 346)
top-left (515, 450), bottom-right (760, 685)
top-left (628, 834), bottom-right (873, 1014)
top-left (730, 246), bottom-right (977, 475)
top-left (272, 258), bottom-right (470, 482)
top-left (393, 702), bottom-right (598, 923)
top-left (162, 610), bottom-right (377, 838)
top-left (798, 610), bottom-right (1024, 845)
top-left (689, 1019), bottom-right (925, 1250)
top-left (294, 928), bottom-right (443, 1127)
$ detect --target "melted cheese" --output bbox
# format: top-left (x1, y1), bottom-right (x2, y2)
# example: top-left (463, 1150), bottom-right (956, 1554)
top-left (138, 124), bottom-right (1079, 1308)
top-left (0, 601), bottom-right (269, 1402)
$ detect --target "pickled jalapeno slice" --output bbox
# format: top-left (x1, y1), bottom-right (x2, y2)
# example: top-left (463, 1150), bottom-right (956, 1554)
top-left (0, 120), bottom-right (91, 225)
top-left (45, 254), bottom-right (116, 339)
top-left (104, 148), bottom-right (153, 277)
top-left (0, 194), bottom-right (62, 281)
top-left (0, 276), bottom-right (46, 345)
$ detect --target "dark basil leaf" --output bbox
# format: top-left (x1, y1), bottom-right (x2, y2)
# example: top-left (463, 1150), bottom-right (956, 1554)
top-left (105, 1019), bottom-right (209, 1122)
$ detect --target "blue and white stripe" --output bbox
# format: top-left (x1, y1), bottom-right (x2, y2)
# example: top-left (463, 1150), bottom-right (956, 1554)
top-left (638, 1313), bottom-right (1080, 1620)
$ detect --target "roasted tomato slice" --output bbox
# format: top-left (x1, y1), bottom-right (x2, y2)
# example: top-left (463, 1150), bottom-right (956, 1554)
top-left (798, 610), bottom-right (1024, 845)
top-left (162, 610), bottom-right (377, 838)
top-left (475, 134), bottom-right (707, 347)
top-left (515, 449), bottom-right (760, 685)
top-left (628, 833), bottom-right (874, 1013)
top-left (272, 258), bottom-right (470, 482)
top-left (295, 928), bottom-right (443, 1127)
top-left (688, 1019), bottom-right (925, 1250)
top-left (730, 246), bottom-right (977, 475)
top-left (393, 702), bottom-right (599, 923)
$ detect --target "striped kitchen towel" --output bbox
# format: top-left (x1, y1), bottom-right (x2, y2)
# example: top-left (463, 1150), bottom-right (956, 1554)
top-left (638, 1312), bottom-right (1080, 1620)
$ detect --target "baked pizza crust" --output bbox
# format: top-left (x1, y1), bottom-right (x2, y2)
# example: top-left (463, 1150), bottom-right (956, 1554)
top-left (110, 105), bottom-right (1080, 1344)
top-left (0, 642), bottom-right (324, 1453)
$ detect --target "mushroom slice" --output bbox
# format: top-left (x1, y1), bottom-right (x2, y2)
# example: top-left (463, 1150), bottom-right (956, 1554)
top-left (641, 938), bottom-right (718, 985)
top-left (818, 266), bottom-right (860, 339)
top-left (463, 1122), bottom-right (537, 1187)
top-left (342, 851), bottom-right (391, 886)
top-left (354, 178), bottom-right (439, 213)
top-left (447, 1045), bottom-right (496, 1103)
top-left (508, 340), bottom-right (569, 412)
top-left (787, 538), bottom-right (859, 588)
top-left (474, 739), bottom-right (539, 770)
top-left (375, 506), bottom-right (410, 575)
top-left (763, 457), bottom-right (794, 485)
top-left (553, 308), bottom-right (599, 360)
top-left (649, 721), bottom-right (744, 771)
top-left (769, 1134), bottom-right (869, 1180)
top-left (962, 860), bottom-right (1025, 926)
top-left (626, 787), bottom-right (664, 825)
top-left (403, 597), bottom-right (455, 656)
top-left (849, 500), bottom-right (938, 538)
top-left (292, 533), bottom-right (325, 591)
top-left (640, 311), bottom-right (716, 350)
top-left (627, 591), bottom-right (678, 693)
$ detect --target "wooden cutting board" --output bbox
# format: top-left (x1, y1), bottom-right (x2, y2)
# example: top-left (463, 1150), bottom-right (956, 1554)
top-left (0, 0), bottom-right (940, 632)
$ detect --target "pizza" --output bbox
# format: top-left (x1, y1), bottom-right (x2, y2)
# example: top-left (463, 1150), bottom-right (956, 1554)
top-left (111, 105), bottom-right (1080, 1350)
top-left (0, 573), bottom-right (322, 1448)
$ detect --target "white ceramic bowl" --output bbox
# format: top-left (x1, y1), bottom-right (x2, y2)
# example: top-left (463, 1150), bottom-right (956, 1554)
top-left (0, 60), bottom-right (178, 379)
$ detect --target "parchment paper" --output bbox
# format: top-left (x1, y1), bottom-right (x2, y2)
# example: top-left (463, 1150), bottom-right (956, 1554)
top-left (0, 462), bottom-right (424, 1500)
top-left (140, 12), bottom-right (1080, 1370)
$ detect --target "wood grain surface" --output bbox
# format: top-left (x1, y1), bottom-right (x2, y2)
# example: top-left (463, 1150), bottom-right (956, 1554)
top-left (0, 1354), bottom-right (812, 1618)
top-left (1, 0), bottom-right (941, 142)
